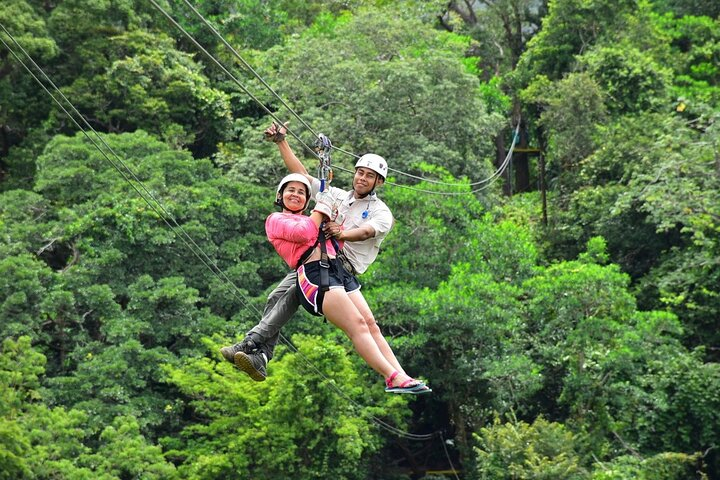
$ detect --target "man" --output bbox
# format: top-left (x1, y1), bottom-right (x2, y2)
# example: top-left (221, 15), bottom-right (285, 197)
top-left (220, 122), bottom-right (395, 381)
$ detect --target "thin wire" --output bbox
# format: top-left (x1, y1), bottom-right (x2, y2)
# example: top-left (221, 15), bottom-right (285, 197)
top-left (332, 126), bottom-right (519, 188)
top-left (163, 0), bottom-right (520, 195)
top-left (439, 431), bottom-right (461, 480)
top-left (147, 0), bottom-right (321, 160)
top-left (178, 0), bottom-right (319, 139)
top-left (1, 22), bottom-right (439, 443)
top-left (330, 123), bottom-right (518, 195)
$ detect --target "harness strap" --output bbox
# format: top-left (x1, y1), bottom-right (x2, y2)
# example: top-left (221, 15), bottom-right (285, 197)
top-left (318, 224), bottom-right (330, 291)
top-left (330, 236), bottom-right (356, 275)
top-left (295, 224), bottom-right (330, 292)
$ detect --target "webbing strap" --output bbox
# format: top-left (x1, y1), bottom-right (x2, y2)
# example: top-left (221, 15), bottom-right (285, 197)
top-left (318, 224), bottom-right (330, 291)
top-left (295, 224), bottom-right (330, 292)
top-left (330, 237), bottom-right (356, 275)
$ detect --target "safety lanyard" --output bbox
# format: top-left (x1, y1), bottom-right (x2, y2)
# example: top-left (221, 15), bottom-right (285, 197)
top-left (295, 225), bottom-right (330, 292)
top-left (317, 224), bottom-right (330, 292)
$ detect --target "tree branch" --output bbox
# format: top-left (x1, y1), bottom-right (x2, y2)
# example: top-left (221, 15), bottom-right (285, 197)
top-left (612, 430), bottom-right (643, 458)
top-left (37, 238), bottom-right (59, 256)
top-left (60, 242), bottom-right (80, 273)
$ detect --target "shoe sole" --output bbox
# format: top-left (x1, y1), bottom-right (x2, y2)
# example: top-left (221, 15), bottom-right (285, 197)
top-left (234, 352), bottom-right (266, 382)
top-left (219, 347), bottom-right (236, 364)
top-left (385, 382), bottom-right (432, 395)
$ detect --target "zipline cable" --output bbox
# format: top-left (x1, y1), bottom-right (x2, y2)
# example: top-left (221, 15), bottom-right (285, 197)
top-left (177, 0), bottom-right (320, 140)
top-left (146, 0), bottom-right (343, 185)
top-left (161, 0), bottom-right (517, 198)
top-left (178, 0), bottom-right (514, 192)
top-left (1, 23), bottom-right (454, 455)
top-left (330, 121), bottom-right (520, 193)
top-left (331, 133), bottom-right (519, 188)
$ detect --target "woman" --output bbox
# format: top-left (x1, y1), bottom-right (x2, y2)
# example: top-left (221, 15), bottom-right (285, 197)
top-left (266, 173), bottom-right (430, 394)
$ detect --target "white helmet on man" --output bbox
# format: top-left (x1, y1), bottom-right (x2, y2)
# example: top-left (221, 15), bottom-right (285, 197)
top-left (276, 173), bottom-right (312, 212)
top-left (355, 153), bottom-right (388, 180)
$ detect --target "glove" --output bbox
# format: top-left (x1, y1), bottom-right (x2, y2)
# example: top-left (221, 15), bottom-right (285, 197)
top-left (312, 200), bottom-right (338, 221)
top-left (315, 189), bottom-right (334, 205)
top-left (263, 121), bottom-right (288, 143)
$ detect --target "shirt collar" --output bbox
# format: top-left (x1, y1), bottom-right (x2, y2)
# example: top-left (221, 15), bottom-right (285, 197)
top-left (348, 190), bottom-right (377, 203)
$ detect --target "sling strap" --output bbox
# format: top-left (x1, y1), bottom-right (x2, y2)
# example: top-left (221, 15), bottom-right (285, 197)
top-left (329, 236), bottom-right (356, 276)
top-left (295, 223), bottom-right (330, 292)
top-left (318, 223), bottom-right (330, 291)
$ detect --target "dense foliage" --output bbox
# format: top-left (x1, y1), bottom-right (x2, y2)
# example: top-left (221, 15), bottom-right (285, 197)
top-left (1, 0), bottom-right (718, 478)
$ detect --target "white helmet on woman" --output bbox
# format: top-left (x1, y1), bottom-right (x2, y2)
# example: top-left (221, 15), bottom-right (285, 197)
top-left (355, 153), bottom-right (388, 180)
top-left (275, 173), bottom-right (312, 212)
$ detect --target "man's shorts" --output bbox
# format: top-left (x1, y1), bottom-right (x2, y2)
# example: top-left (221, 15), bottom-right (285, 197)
top-left (296, 260), bottom-right (362, 316)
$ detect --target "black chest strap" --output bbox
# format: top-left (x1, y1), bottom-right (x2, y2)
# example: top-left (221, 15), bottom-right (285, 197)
top-left (295, 223), bottom-right (330, 292)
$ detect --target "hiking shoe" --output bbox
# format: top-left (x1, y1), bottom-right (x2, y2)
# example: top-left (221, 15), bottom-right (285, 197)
top-left (234, 351), bottom-right (267, 382)
top-left (219, 338), bottom-right (258, 364)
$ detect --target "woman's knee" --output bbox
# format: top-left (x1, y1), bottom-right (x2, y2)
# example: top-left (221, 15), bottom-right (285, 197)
top-left (343, 313), bottom-right (371, 339)
top-left (362, 313), bottom-right (381, 335)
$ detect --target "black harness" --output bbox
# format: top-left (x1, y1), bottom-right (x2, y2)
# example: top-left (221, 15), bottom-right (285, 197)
top-left (295, 224), bottom-right (330, 293)
top-left (296, 223), bottom-right (355, 291)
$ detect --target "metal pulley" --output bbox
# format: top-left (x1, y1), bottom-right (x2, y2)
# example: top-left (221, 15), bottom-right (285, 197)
top-left (314, 133), bottom-right (333, 192)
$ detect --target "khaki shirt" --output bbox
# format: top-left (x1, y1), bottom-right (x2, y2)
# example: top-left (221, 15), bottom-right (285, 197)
top-left (311, 178), bottom-right (393, 274)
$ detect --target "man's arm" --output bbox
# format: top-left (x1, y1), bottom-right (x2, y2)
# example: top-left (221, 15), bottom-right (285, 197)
top-left (338, 224), bottom-right (376, 242)
top-left (324, 222), bottom-right (376, 242)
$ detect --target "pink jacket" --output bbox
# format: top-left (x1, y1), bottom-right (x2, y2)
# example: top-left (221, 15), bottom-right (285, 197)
top-left (265, 212), bottom-right (342, 268)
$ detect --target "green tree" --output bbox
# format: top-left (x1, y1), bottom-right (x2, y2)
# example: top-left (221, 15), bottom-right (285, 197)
top-left (591, 452), bottom-right (707, 480)
top-left (79, 416), bottom-right (178, 479)
top-left (579, 45), bottom-right (672, 114)
top-left (651, 13), bottom-right (720, 105)
top-left (516, 0), bottom-right (659, 82)
top-left (33, 130), bottom-right (270, 302)
top-left (237, 10), bottom-right (502, 183)
top-left (163, 335), bottom-right (403, 480)
top-left (365, 207), bottom-right (538, 464)
top-left (652, 0), bottom-right (720, 18)
top-left (54, 30), bottom-right (232, 155)
top-left (435, 0), bottom-right (546, 76)
top-left (0, 0), bottom-right (58, 175)
top-left (474, 416), bottom-right (588, 480)
top-left (0, 337), bottom-right (92, 479)
top-left (45, 274), bottom-right (226, 435)
top-left (0, 336), bottom-right (38, 479)
top-left (522, 239), bottom-right (637, 424)
top-left (521, 72), bottom-right (607, 196)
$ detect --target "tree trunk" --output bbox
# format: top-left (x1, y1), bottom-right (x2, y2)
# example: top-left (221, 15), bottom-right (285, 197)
top-left (495, 126), bottom-right (512, 196)
top-left (448, 400), bottom-right (470, 465)
top-left (514, 121), bottom-right (530, 193)
top-left (538, 124), bottom-right (548, 225)
top-left (0, 125), bottom-right (8, 179)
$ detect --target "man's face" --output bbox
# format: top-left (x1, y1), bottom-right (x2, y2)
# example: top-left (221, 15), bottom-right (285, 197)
top-left (353, 167), bottom-right (383, 196)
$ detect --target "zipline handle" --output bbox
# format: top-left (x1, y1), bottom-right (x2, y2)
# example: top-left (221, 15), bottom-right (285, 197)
top-left (314, 133), bottom-right (333, 192)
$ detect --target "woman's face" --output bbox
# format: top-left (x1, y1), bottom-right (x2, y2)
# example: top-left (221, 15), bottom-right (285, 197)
top-left (282, 181), bottom-right (308, 212)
